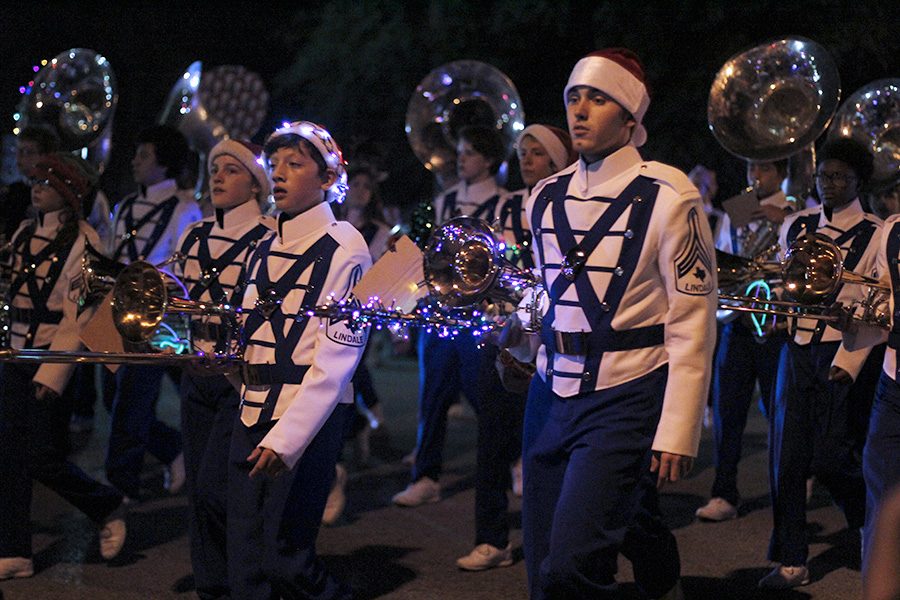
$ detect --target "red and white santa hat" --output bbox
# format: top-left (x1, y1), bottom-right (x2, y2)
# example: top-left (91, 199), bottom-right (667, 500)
top-left (564, 48), bottom-right (651, 147)
top-left (208, 139), bottom-right (270, 204)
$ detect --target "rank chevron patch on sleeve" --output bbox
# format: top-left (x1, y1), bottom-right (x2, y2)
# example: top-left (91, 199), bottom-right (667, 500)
top-left (674, 207), bottom-right (714, 296)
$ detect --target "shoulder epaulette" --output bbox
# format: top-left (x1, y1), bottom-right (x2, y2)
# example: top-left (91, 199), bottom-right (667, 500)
top-left (639, 162), bottom-right (697, 197)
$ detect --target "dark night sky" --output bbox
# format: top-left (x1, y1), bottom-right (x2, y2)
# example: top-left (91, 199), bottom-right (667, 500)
top-left (2, 2), bottom-right (898, 206)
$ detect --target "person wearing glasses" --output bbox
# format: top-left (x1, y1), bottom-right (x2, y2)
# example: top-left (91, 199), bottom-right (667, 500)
top-left (761, 137), bottom-right (884, 589)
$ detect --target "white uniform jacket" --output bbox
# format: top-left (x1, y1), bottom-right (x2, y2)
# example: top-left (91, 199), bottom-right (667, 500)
top-left (6, 212), bottom-right (101, 394)
top-left (715, 190), bottom-right (792, 256)
top-left (109, 179), bottom-right (202, 265)
top-left (175, 201), bottom-right (268, 355)
top-left (239, 202), bottom-right (372, 469)
top-left (525, 145), bottom-right (717, 458)
top-left (778, 199), bottom-right (882, 379)
top-left (433, 178), bottom-right (506, 226)
top-left (494, 187), bottom-right (536, 269)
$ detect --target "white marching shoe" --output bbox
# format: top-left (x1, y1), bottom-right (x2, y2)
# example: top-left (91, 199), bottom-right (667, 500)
top-left (695, 497), bottom-right (738, 521)
top-left (391, 477), bottom-right (440, 507)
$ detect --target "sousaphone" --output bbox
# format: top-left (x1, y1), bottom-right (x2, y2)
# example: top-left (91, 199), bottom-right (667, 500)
top-left (827, 78), bottom-right (900, 191)
top-left (405, 60), bottom-right (525, 180)
top-left (158, 61), bottom-right (269, 198)
top-left (708, 37), bottom-right (841, 336)
top-left (16, 48), bottom-right (118, 173)
top-left (708, 37), bottom-right (841, 200)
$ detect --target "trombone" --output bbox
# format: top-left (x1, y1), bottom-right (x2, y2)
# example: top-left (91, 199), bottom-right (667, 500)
top-left (718, 233), bottom-right (891, 330)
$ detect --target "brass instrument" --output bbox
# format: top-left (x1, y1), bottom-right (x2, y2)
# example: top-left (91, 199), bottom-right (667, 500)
top-left (309, 217), bottom-right (544, 333)
top-left (827, 78), bottom-right (900, 191)
top-left (405, 60), bottom-right (525, 179)
top-left (16, 48), bottom-right (118, 174)
top-left (718, 233), bottom-right (890, 329)
top-left (158, 61), bottom-right (269, 200)
top-left (709, 36), bottom-right (840, 203)
top-left (423, 217), bottom-right (538, 308)
top-left (708, 37), bottom-right (841, 333)
top-left (1, 259), bottom-right (242, 366)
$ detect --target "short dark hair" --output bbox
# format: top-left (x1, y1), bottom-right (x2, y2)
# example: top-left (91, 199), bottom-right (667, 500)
top-left (19, 124), bottom-right (60, 153)
top-left (136, 125), bottom-right (190, 179)
top-left (458, 125), bottom-right (506, 175)
top-left (819, 137), bottom-right (874, 184)
top-left (263, 133), bottom-right (328, 178)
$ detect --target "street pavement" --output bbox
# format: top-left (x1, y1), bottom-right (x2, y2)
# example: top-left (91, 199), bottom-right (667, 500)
top-left (0, 353), bottom-right (862, 599)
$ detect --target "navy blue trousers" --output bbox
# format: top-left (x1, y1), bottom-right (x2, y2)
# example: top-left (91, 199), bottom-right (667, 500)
top-left (768, 341), bottom-right (879, 566)
top-left (0, 363), bottom-right (121, 557)
top-left (711, 322), bottom-right (785, 504)
top-left (180, 372), bottom-right (240, 600)
top-left (227, 403), bottom-right (353, 600)
top-left (522, 366), bottom-right (678, 600)
top-left (414, 331), bottom-right (523, 548)
top-left (863, 370), bottom-right (900, 574)
top-left (105, 365), bottom-right (182, 498)
top-left (413, 331), bottom-right (487, 481)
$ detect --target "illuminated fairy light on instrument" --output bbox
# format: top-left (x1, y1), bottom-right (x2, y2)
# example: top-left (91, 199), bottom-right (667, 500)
top-left (744, 279), bottom-right (775, 338)
top-left (306, 294), bottom-right (497, 339)
top-left (152, 322), bottom-right (190, 354)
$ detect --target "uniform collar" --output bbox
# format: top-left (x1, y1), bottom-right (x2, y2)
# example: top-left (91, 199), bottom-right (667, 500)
top-left (574, 145), bottom-right (642, 194)
top-left (215, 200), bottom-right (262, 230)
top-left (276, 201), bottom-right (335, 242)
top-left (458, 177), bottom-right (500, 203)
top-left (140, 179), bottom-right (178, 204)
top-left (36, 209), bottom-right (64, 230)
top-left (820, 198), bottom-right (864, 228)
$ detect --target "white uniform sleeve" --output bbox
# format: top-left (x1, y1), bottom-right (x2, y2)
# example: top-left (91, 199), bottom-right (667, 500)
top-left (652, 194), bottom-right (718, 457)
top-left (258, 246), bottom-right (373, 468)
top-left (844, 224), bottom-right (891, 352)
top-left (832, 222), bottom-right (882, 379)
top-left (33, 230), bottom-right (99, 395)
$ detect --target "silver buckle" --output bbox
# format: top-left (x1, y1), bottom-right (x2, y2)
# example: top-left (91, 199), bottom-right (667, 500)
top-left (553, 330), bottom-right (587, 356)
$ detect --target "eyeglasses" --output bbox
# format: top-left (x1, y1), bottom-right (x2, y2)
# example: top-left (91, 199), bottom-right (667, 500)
top-left (815, 172), bottom-right (857, 185)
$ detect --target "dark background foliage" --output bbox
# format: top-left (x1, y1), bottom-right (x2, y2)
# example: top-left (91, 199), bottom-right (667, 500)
top-left (2, 1), bottom-right (897, 210)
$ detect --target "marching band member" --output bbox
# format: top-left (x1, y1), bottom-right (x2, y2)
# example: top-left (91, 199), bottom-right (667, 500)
top-left (227, 121), bottom-right (370, 599)
top-left (849, 180), bottom-right (900, 587)
top-left (696, 158), bottom-right (792, 522)
top-left (514, 48), bottom-right (716, 599)
top-left (104, 125), bottom-right (202, 502)
top-left (762, 137), bottom-right (884, 589)
top-left (392, 125), bottom-right (508, 509)
top-left (0, 153), bottom-right (127, 580)
top-left (175, 138), bottom-right (269, 599)
top-left (1, 125), bottom-right (59, 241)
top-left (453, 124), bottom-right (576, 572)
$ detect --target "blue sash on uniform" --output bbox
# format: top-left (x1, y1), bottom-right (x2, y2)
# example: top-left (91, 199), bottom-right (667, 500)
top-left (6, 222), bottom-right (76, 348)
top-left (240, 233), bottom-right (338, 423)
top-left (786, 213), bottom-right (877, 343)
top-left (532, 173), bottom-right (663, 393)
top-left (113, 195), bottom-right (179, 262)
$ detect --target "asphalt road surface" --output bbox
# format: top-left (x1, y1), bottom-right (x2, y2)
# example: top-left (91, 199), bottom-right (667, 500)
top-left (0, 352), bottom-right (862, 599)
